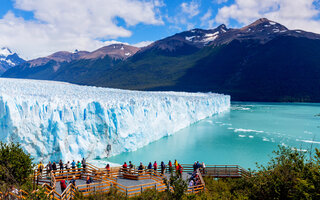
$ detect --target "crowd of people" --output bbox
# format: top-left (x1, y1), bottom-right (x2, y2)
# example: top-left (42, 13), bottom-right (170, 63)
top-left (118, 159), bottom-right (205, 182)
top-left (37, 158), bottom-right (205, 193)
top-left (36, 158), bottom-right (90, 193)
top-left (37, 158), bottom-right (87, 175)
top-left (118, 159), bottom-right (184, 176)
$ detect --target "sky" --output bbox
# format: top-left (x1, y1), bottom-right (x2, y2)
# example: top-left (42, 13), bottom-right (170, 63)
top-left (0, 0), bottom-right (320, 60)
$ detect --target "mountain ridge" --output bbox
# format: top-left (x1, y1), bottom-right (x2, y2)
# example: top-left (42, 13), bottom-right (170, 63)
top-left (3, 18), bottom-right (320, 102)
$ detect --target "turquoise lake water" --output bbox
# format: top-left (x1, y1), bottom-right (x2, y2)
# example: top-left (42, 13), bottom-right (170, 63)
top-left (104, 102), bottom-right (320, 169)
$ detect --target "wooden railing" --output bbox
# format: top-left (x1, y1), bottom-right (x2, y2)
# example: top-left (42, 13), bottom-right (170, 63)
top-left (61, 184), bottom-right (77, 200)
top-left (200, 165), bottom-right (251, 178)
top-left (25, 162), bottom-right (251, 199)
top-left (187, 169), bottom-right (205, 194)
top-left (77, 180), bottom-right (111, 196)
top-left (0, 189), bottom-right (28, 200)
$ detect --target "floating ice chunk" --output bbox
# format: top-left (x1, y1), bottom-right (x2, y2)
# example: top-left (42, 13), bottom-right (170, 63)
top-left (234, 128), bottom-right (264, 133)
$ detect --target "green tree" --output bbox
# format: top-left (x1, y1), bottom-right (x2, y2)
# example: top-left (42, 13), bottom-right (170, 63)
top-left (0, 142), bottom-right (33, 189)
top-left (164, 172), bottom-right (188, 200)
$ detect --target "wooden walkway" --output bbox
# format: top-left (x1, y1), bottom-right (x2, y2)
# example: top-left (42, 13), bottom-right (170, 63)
top-left (1, 163), bottom-right (249, 199)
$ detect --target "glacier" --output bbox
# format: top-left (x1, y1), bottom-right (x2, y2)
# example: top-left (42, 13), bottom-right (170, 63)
top-left (0, 78), bottom-right (230, 163)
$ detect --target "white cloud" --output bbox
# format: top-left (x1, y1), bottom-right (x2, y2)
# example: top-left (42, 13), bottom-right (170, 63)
top-left (201, 9), bottom-right (215, 28)
top-left (214, 0), bottom-right (229, 4)
top-left (215, 0), bottom-right (320, 33)
top-left (103, 40), bottom-right (129, 46)
top-left (0, 0), bottom-right (163, 59)
top-left (180, 0), bottom-right (201, 18)
top-left (132, 41), bottom-right (154, 47)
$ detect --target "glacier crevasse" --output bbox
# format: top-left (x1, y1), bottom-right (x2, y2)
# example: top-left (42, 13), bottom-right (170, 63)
top-left (0, 78), bottom-right (230, 162)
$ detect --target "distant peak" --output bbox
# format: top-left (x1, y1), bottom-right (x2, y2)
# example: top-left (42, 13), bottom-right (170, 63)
top-left (241, 18), bottom-right (288, 31)
top-left (218, 24), bottom-right (227, 29)
top-left (249, 18), bottom-right (272, 26)
top-left (0, 47), bottom-right (13, 57)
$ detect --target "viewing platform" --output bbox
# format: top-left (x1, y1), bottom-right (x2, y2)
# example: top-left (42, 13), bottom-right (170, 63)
top-left (2, 163), bottom-right (250, 199)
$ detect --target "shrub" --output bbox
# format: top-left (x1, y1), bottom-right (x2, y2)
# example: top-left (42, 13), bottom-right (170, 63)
top-left (0, 142), bottom-right (33, 190)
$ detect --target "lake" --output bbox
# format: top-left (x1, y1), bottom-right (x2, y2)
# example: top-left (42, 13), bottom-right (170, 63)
top-left (100, 102), bottom-right (320, 169)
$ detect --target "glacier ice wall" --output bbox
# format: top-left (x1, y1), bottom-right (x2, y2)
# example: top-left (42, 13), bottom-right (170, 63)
top-left (0, 78), bottom-right (230, 162)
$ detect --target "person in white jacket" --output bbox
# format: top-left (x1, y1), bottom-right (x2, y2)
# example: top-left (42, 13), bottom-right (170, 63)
top-left (65, 161), bottom-right (71, 172)
top-left (201, 162), bottom-right (206, 174)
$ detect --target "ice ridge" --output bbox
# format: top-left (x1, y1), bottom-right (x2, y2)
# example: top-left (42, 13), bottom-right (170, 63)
top-left (0, 78), bottom-right (230, 162)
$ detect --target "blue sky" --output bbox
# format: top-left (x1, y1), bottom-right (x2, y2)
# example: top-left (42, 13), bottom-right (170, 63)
top-left (0, 0), bottom-right (320, 59)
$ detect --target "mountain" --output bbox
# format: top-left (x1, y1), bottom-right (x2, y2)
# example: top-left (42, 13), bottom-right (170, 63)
top-left (3, 18), bottom-right (320, 102)
top-left (0, 47), bottom-right (25, 74)
top-left (94, 18), bottom-right (320, 102)
top-left (3, 44), bottom-right (139, 80)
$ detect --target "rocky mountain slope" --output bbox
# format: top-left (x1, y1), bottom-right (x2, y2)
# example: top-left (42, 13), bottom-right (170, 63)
top-left (3, 18), bottom-right (320, 102)
top-left (3, 44), bottom-right (139, 80)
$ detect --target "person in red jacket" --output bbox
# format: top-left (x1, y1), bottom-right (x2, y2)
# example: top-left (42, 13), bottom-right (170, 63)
top-left (178, 164), bottom-right (183, 178)
top-left (122, 162), bottom-right (128, 172)
top-left (153, 161), bottom-right (158, 171)
top-left (60, 179), bottom-right (67, 193)
top-left (168, 160), bottom-right (173, 173)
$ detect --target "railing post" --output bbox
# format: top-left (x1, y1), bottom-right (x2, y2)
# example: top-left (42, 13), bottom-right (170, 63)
top-left (141, 186), bottom-right (143, 193)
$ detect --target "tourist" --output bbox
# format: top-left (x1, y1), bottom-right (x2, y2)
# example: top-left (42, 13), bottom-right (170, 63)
top-left (138, 162), bottom-right (144, 173)
top-left (77, 161), bottom-right (81, 172)
top-left (188, 179), bottom-right (194, 187)
top-left (70, 176), bottom-right (76, 186)
top-left (59, 160), bottom-right (64, 173)
top-left (174, 159), bottom-right (178, 171)
top-left (153, 161), bottom-right (158, 171)
top-left (147, 162), bottom-right (152, 172)
top-left (52, 162), bottom-right (57, 174)
top-left (71, 160), bottom-right (76, 171)
top-left (178, 164), bottom-right (183, 178)
top-left (175, 162), bottom-right (179, 173)
top-left (86, 176), bottom-right (93, 192)
top-left (161, 161), bottom-right (166, 175)
top-left (202, 162), bottom-right (206, 174)
top-left (82, 158), bottom-right (87, 172)
top-left (168, 160), bottom-right (173, 173)
top-left (86, 175), bottom-right (92, 184)
top-left (106, 164), bottom-right (111, 175)
top-left (10, 186), bottom-right (19, 196)
top-left (122, 162), bottom-right (127, 172)
top-left (65, 161), bottom-right (71, 172)
top-left (60, 179), bottom-right (67, 193)
top-left (47, 161), bottom-right (53, 174)
top-left (129, 161), bottom-right (134, 172)
top-left (38, 161), bottom-right (44, 175)
top-left (196, 161), bottom-right (201, 170)
top-left (193, 162), bottom-right (197, 172)
top-left (195, 178), bottom-right (200, 185)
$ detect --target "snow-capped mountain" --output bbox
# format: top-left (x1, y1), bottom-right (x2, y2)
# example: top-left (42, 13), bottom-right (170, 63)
top-left (140, 18), bottom-right (320, 56)
top-left (0, 47), bottom-right (25, 74)
top-left (4, 18), bottom-right (320, 102)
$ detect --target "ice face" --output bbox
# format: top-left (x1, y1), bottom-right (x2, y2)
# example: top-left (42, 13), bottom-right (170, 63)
top-left (0, 78), bottom-right (230, 163)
